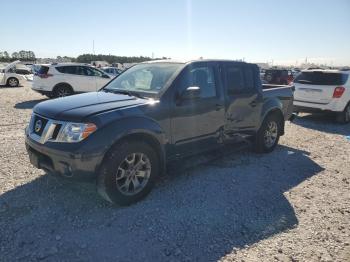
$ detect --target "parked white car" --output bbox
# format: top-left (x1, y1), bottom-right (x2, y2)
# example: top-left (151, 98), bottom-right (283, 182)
top-left (0, 60), bottom-right (27, 87)
top-left (101, 67), bottom-right (122, 77)
top-left (15, 66), bottom-right (34, 81)
top-left (32, 63), bottom-right (113, 98)
top-left (293, 69), bottom-right (350, 123)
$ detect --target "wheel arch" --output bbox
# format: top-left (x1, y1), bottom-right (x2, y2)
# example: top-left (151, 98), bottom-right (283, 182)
top-left (95, 115), bottom-right (168, 177)
top-left (53, 82), bottom-right (74, 93)
top-left (102, 131), bottom-right (166, 176)
top-left (262, 108), bottom-right (285, 135)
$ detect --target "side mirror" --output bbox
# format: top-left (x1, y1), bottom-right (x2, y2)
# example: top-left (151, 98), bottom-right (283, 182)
top-left (182, 86), bottom-right (201, 100)
top-left (102, 74), bottom-right (110, 79)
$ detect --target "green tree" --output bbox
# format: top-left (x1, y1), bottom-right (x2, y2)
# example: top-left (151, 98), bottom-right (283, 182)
top-left (4, 51), bottom-right (10, 60)
top-left (76, 54), bottom-right (155, 64)
top-left (12, 52), bottom-right (19, 59)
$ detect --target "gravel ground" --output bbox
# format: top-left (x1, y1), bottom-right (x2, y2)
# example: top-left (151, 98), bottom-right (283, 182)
top-left (0, 82), bottom-right (349, 262)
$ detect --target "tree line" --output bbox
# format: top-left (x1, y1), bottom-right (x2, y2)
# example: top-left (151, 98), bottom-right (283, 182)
top-left (0, 51), bottom-right (169, 64)
top-left (0, 50), bottom-right (36, 62)
top-left (76, 54), bottom-right (168, 64)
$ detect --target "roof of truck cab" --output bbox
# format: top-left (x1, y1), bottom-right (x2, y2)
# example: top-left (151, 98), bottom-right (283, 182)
top-left (142, 59), bottom-right (254, 65)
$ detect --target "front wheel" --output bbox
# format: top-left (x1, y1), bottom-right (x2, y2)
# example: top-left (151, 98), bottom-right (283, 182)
top-left (254, 114), bottom-right (281, 153)
top-left (97, 141), bottom-right (159, 205)
top-left (336, 103), bottom-right (350, 124)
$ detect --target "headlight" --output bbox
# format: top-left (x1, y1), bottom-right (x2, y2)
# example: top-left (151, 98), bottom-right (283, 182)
top-left (57, 123), bottom-right (97, 143)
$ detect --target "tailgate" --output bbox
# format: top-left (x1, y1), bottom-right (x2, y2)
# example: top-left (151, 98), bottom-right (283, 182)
top-left (294, 83), bottom-right (335, 104)
top-left (293, 71), bottom-right (348, 104)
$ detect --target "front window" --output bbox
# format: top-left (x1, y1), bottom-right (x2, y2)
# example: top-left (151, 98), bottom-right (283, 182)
top-left (103, 63), bottom-right (183, 97)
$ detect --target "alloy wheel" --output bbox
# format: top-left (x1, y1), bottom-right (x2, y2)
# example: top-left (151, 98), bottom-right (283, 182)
top-left (264, 121), bottom-right (278, 148)
top-left (115, 153), bottom-right (151, 196)
top-left (8, 78), bottom-right (18, 87)
top-left (57, 88), bottom-right (70, 97)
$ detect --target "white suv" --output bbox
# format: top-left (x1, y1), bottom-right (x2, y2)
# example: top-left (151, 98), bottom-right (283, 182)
top-left (32, 63), bottom-right (113, 98)
top-left (293, 70), bottom-right (350, 123)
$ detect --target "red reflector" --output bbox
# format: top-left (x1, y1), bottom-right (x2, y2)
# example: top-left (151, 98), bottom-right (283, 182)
top-left (333, 86), bottom-right (345, 98)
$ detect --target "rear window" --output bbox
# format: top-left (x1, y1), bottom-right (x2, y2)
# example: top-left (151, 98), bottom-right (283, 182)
top-left (55, 66), bottom-right (77, 74)
top-left (37, 66), bottom-right (49, 74)
top-left (295, 71), bottom-right (349, 85)
top-left (226, 67), bottom-right (245, 94)
top-left (226, 65), bottom-right (256, 94)
top-left (265, 70), bottom-right (288, 76)
top-left (16, 69), bottom-right (31, 75)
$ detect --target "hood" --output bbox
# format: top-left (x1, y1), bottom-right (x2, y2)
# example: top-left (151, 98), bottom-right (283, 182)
top-left (34, 91), bottom-right (149, 122)
top-left (4, 60), bottom-right (21, 72)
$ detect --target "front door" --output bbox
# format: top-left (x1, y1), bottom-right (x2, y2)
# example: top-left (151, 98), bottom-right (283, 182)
top-left (171, 62), bottom-right (225, 156)
top-left (86, 67), bottom-right (111, 91)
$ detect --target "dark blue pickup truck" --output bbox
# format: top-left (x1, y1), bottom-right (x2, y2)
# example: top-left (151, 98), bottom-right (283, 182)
top-left (25, 60), bottom-right (294, 205)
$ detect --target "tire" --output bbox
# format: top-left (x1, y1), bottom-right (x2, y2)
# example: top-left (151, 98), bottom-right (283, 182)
top-left (46, 93), bottom-right (55, 99)
top-left (53, 84), bottom-right (73, 98)
top-left (336, 102), bottom-right (350, 124)
top-left (97, 140), bottom-right (160, 205)
top-left (7, 78), bottom-right (19, 87)
top-left (254, 114), bottom-right (281, 153)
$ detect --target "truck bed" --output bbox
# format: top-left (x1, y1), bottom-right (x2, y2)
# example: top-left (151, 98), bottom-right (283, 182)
top-left (262, 84), bottom-right (291, 90)
top-left (262, 84), bottom-right (294, 120)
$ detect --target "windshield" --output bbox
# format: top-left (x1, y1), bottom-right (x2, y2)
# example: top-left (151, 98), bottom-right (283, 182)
top-left (103, 63), bottom-right (183, 96)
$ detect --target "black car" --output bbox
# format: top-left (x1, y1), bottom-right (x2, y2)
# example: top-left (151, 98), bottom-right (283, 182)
top-left (25, 60), bottom-right (294, 205)
top-left (264, 69), bottom-right (289, 85)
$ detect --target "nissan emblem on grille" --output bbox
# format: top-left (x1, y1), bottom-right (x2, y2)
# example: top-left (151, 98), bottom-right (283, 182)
top-left (34, 119), bottom-right (42, 133)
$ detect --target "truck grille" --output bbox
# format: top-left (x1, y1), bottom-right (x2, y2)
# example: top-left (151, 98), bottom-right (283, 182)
top-left (32, 115), bottom-right (48, 136)
top-left (29, 114), bottom-right (65, 144)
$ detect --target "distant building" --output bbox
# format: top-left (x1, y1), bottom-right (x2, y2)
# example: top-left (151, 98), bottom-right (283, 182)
top-left (91, 61), bottom-right (109, 68)
top-left (255, 63), bottom-right (269, 69)
top-left (123, 63), bottom-right (137, 69)
top-left (36, 57), bottom-right (73, 64)
top-left (111, 63), bottom-right (124, 70)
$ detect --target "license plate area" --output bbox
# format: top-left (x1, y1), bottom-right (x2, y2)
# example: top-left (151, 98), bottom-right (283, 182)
top-left (26, 145), bottom-right (53, 171)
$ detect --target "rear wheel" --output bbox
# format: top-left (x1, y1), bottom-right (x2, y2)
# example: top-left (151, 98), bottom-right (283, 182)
top-left (97, 141), bottom-right (159, 205)
top-left (46, 93), bottom-right (55, 99)
top-left (7, 78), bottom-right (19, 87)
top-left (53, 84), bottom-right (73, 98)
top-left (254, 114), bottom-right (281, 153)
top-left (336, 103), bottom-right (350, 124)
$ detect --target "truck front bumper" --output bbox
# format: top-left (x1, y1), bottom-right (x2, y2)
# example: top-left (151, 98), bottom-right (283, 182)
top-left (25, 134), bottom-right (103, 181)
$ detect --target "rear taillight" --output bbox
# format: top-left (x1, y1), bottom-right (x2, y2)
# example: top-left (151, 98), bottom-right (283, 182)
top-left (333, 86), bottom-right (345, 98)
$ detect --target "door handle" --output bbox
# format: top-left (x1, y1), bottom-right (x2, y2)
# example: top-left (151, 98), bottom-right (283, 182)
top-left (215, 104), bottom-right (223, 111)
top-left (249, 100), bottom-right (258, 107)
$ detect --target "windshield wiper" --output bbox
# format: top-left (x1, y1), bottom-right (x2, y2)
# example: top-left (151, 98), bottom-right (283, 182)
top-left (103, 89), bottom-right (147, 99)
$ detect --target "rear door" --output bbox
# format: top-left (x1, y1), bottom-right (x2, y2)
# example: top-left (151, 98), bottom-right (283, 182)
top-left (294, 71), bottom-right (349, 104)
top-left (223, 63), bottom-right (262, 132)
